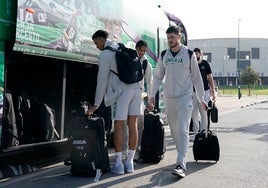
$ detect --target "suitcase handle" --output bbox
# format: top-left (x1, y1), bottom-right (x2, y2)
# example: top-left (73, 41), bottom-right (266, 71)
top-left (200, 129), bottom-right (213, 134)
top-left (199, 129), bottom-right (217, 139)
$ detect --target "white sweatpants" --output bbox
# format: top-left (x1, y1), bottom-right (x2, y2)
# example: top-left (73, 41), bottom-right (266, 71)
top-left (164, 94), bottom-right (193, 170)
top-left (192, 90), bottom-right (210, 134)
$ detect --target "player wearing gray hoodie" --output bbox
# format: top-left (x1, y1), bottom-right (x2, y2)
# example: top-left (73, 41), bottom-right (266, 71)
top-left (149, 26), bottom-right (207, 178)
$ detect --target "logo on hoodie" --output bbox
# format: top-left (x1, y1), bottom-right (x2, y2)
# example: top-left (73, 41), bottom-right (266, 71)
top-left (165, 57), bottom-right (184, 65)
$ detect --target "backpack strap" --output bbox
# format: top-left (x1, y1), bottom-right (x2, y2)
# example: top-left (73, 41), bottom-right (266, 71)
top-left (117, 43), bottom-right (126, 50)
top-left (161, 49), bottom-right (192, 60)
top-left (142, 59), bottom-right (148, 74)
top-left (188, 49), bottom-right (193, 60)
top-left (104, 45), bottom-right (118, 76)
top-left (188, 49), bottom-right (193, 73)
top-left (104, 45), bottom-right (117, 51)
top-left (161, 50), bottom-right (167, 60)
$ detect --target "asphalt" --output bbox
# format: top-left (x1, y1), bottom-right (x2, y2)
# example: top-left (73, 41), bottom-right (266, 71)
top-left (0, 95), bottom-right (267, 188)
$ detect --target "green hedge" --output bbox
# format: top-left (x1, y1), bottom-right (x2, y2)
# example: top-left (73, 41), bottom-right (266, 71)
top-left (217, 85), bottom-right (268, 95)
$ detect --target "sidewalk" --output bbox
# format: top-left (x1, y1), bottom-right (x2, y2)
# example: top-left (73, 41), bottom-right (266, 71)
top-left (215, 95), bottom-right (268, 114)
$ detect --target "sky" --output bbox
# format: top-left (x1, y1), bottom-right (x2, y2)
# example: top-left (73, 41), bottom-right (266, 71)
top-left (157, 0), bottom-right (268, 40)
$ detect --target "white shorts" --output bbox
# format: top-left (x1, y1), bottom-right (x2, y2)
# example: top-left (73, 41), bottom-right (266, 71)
top-left (111, 87), bottom-right (142, 120)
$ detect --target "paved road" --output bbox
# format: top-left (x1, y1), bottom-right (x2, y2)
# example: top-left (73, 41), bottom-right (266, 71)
top-left (1, 96), bottom-right (268, 188)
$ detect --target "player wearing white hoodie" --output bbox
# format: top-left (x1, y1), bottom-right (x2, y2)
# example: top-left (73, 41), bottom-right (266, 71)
top-left (88, 30), bottom-right (142, 175)
top-left (122, 40), bottom-right (152, 161)
top-left (149, 26), bottom-right (207, 178)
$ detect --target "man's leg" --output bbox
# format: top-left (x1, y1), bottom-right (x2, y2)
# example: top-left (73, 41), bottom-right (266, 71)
top-left (124, 87), bottom-right (141, 173)
top-left (122, 115), bottom-right (137, 173)
top-left (110, 87), bottom-right (140, 175)
top-left (192, 92), bottom-right (200, 135)
top-left (114, 120), bottom-right (124, 152)
top-left (200, 90), bottom-right (211, 131)
top-left (127, 115), bottom-right (138, 150)
top-left (165, 95), bottom-right (192, 178)
top-left (135, 115), bottom-right (143, 160)
top-left (110, 119), bottom-right (125, 175)
top-left (122, 121), bottom-right (129, 159)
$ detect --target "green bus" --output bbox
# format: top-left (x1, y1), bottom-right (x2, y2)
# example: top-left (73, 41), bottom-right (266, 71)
top-left (0, 0), bottom-right (187, 168)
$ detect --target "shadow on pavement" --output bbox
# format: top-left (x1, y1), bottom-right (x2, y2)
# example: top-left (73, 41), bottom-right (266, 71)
top-left (233, 122), bottom-right (268, 142)
top-left (90, 164), bottom-right (179, 188)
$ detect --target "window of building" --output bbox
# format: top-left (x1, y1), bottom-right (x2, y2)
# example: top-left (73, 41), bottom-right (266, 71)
top-left (239, 51), bottom-right (250, 59)
top-left (203, 53), bottom-right (211, 62)
top-left (227, 48), bottom-right (236, 59)
top-left (251, 48), bottom-right (260, 59)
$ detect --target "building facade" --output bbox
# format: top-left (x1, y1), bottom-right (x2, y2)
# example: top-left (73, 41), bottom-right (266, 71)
top-left (188, 38), bottom-right (268, 86)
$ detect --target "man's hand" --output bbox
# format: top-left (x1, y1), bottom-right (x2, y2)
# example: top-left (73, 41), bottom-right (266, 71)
top-left (201, 101), bottom-right (208, 111)
top-left (87, 105), bottom-right (98, 116)
top-left (211, 94), bottom-right (216, 102)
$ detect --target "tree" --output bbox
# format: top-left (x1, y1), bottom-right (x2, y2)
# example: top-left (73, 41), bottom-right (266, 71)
top-left (240, 66), bottom-right (259, 96)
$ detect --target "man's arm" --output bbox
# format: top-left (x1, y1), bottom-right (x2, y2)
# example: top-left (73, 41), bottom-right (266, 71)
top-left (207, 73), bottom-right (216, 101)
top-left (191, 53), bottom-right (208, 110)
top-left (148, 53), bottom-right (165, 111)
top-left (88, 52), bottom-right (111, 115)
top-left (145, 61), bottom-right (152, 94)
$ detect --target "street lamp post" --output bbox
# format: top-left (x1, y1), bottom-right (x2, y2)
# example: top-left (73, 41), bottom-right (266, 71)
top-left (237, 19), bottom-right (242, 99)
top-left (223, 55), bottom-right (229, 95)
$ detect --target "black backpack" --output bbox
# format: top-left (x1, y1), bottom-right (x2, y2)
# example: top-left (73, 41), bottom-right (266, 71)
top-left (105, 43), bottom-right (146, 84)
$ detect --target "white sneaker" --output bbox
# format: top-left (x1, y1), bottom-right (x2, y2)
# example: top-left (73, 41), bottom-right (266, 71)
top-left (110, 163), bottom-right (124, 175)
top-left (124, 161), bottom-right (134, 173)
top-left (172, 165), bottom-right (185, 178)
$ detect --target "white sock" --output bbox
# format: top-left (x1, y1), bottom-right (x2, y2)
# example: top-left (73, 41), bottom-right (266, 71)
top-left (115, 152), bottom-right (122, 165)
top-left (127, 149), bottom-right (135, 163)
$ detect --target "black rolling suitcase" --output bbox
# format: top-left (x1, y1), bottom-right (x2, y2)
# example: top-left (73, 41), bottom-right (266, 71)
top-left (140, 112), bottom-right (166, 163)
top-left (193, 108), bottom-right (220, 162)
top-left (68, 112), bottom-right (110, 178)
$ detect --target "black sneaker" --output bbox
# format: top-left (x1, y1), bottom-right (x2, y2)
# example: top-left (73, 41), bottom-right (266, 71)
top-left (172, 165), bottom-right (185, 178)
